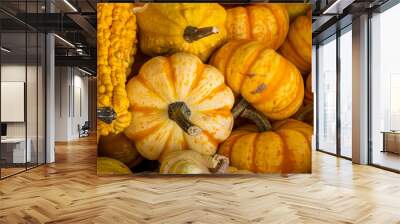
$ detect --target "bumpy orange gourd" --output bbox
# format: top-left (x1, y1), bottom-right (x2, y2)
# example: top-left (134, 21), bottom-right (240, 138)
top-left (210, 40), bottom-right (304, 120)
top-left (97, 3), bottom-right (136, 136)
top-left (279, 12), bottom-right (312, 75)
top-left (304, 74), bottom-right (313, 104)
top-left (125, 52), bottom-right (235, 161)
top-left (219, 112), bottom-right (312, 173)
top-left (136, 3), bottom-right (227, 62)
top-left (226, 4), bottom-right (289, 50)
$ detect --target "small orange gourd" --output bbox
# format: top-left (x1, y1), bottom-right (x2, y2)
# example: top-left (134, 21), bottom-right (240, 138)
top-left (304, 74), bottom-right (313, 104)
top-left (210, 40), bottom-right (304, 120)
top-left (225, 4), bottom-right (289, 50)
top-left (279, 12), bottom-right (312, 75)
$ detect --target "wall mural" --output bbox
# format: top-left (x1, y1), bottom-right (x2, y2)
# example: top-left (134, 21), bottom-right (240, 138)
top-left (96, 3), bottom-right (313, 175)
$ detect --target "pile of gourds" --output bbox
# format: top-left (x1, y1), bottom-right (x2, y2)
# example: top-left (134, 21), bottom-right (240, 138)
top-left (97, 3), bottom-right (313, 175)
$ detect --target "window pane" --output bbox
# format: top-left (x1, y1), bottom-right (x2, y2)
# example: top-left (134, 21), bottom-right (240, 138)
top-left (371, 3), bottom-right (400, 171)
top-left (340, 28), bottom-right (352, 158)
top-left (317, 36), bottom-right (337, 154)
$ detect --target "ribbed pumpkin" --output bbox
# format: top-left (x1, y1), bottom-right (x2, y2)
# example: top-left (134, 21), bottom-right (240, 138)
top-left (304, 74), bottom-right (313, 104)
top-left (279, 12), bottom-right (312, 75)
top-left (227, 166), bottom-right (253, 174)
top-left (272, 118), bottom-right (313, 143)
top-left (210, 40), bottom-right (304, 120)
top-left (218, 106), bottom-right (311, 173)
top-left (160, 150), bottom-right (229, 174)
top-left (225, 4), bottom-right (289, 50)
top-left (125, 52), bottom-right (235, 161)
top-left (136, 3), bottom-right (227, 62)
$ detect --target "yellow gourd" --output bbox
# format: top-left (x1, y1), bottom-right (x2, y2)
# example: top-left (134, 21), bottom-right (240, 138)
top-left (226, 4), bottom-right (289, 50)
top-left (136, 3), bottom-right (227, 62)
top-left (210, 40), bottom-right (304, 120)
top-left (125, 52), bottom-right (235, 161)
top-left (97, 3), bottom-right (137, 136)
top-left (97, 157), bottom-right (133, 175)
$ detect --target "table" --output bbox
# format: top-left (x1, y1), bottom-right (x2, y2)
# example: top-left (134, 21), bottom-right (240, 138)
top-left (381, 131), bottom-right (400, 154)
top-left (1, 138), bottom-right (32, 164)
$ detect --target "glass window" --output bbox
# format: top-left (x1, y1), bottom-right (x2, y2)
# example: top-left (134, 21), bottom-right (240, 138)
top-left (0, 0), bottom-right (46, 179)
top-left (339, 28), bottom-right (352, 158)
top-left (371, 3), bottom-right (400, 171)
top-left (317, 36), bottom-right (337, 154)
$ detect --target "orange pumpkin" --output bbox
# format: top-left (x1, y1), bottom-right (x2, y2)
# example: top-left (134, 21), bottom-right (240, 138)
top-left (210, 40), bottom-right (304, 120)
top-left (272, 118), bottom-right (313, 143)
top-left (218, 106), bottom-right (311, 173)
top-left (304, 74), bottom-right (313, 104)
top-left (279, 13), bottom-right (312, 75)
top-left (225, 4), bottom-right (289, 50)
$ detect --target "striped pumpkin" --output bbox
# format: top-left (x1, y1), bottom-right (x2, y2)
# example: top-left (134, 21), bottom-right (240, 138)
top-left (210, 40), bottom-right (304, 120)
top-left (226, 4), bottom-right (289, 50)
top-left (278, 12), bottom-right (312, 75)
top-left (219, 116), bottom-right (312, 173)
top-left (125, 52), bottom-right (235, 161)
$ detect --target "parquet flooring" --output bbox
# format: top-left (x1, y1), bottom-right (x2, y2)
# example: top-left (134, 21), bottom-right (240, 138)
top-left (0, 136), bottom-right (400, 224)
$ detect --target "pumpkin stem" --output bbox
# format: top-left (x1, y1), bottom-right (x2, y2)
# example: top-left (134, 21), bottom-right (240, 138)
top-left (241, 107), bottom-right (272, 132)
top-left (183, 26), bottom-right (219, 43)
top-left (97, 107), bottom-right (117, 124)
top-left (296, 104), bottom-right (313, 122)
top-left (232, 98), bottom-right (272, 132)
top-left (208, 154), bottom-right (229, 174)
top-left (232, 97), bottom-right (250, 119)
top-left (168, 101), bottom-right (202, 136)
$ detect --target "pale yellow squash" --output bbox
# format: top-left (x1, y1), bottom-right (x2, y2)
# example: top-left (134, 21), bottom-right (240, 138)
top-left (160, 150), bottom-right (229, 174)
top-left (125, 52), bottom-right (235, 161)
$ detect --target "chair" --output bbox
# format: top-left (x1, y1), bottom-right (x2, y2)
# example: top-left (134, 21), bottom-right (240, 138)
top-left (78, 121), bottom-right (90, 138)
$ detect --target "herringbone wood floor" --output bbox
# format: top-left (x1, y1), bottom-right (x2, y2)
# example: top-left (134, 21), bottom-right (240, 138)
top-left (0, 136), bottom-right (400, 224)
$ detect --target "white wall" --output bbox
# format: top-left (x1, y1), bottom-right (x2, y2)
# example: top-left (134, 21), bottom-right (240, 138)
top-left (1, 64), bottom-right (46, 164)
top-left (54, 67), bottom-right (89, 141)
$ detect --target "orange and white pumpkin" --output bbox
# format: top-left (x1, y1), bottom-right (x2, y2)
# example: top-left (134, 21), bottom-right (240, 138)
top-left (125, 52), bottom-right (235, 161)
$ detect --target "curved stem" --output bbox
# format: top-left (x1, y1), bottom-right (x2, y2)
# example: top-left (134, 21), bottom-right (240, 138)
top-left (240, 107), bottom-right (272, 132)
top-left (183, 26), bottom-right (219, 43)
top-left (97, 107), bottom-right (117, 124)
top-left (296, 104), bottom-right (313, 122)
top-left (208, 154), bottom-right (229, 174)
top-left (168, 102), bottom-right (201, 136)
top-left (232, 97), bottom-right (250, 119)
